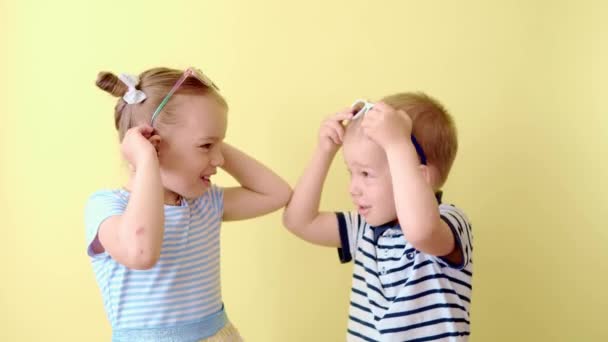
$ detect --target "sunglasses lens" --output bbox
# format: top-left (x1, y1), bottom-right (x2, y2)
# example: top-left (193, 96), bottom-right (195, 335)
top-left (352, 101), bottom-right (366, 116)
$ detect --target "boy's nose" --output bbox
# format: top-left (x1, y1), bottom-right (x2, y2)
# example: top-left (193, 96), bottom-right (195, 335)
top-left (349, 183), bottom-right (362, 197)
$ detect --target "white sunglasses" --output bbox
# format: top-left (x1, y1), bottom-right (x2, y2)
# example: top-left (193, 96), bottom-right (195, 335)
top-left (351, 99), bottom-right (374, 120)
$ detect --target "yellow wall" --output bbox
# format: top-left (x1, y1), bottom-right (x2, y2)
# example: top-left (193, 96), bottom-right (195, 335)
top-left (1, 0), bottom-right (606, 341)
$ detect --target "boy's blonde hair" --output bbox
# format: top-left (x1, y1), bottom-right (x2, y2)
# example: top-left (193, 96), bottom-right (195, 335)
top-left (382, 92), bottom-right (458, 188)
top-left (96, 67), bottom-right (227, 141)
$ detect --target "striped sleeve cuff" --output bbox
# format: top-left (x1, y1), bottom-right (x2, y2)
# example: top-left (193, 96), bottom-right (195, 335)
top-left (439, 205), bottom-right (473, 270)
top-left (336, 212), bottom-right (352, 263)
top-left (84, 190), bottom-right (127, 257)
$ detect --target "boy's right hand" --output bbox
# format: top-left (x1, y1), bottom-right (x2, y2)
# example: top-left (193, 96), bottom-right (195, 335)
top-left (318, 109), bottom-right (354, 153)
top-left (121, 124), bottom-right (158, 168)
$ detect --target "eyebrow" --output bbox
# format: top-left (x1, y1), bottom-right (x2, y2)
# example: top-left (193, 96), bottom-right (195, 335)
top-left (196, 136), bottom-right (223, 142)
top-left (345, 161), bottom-right (373, 168)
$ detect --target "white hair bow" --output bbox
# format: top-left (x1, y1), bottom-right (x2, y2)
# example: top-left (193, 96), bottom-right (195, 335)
top-left (118, 73), bottom-right (147, 104)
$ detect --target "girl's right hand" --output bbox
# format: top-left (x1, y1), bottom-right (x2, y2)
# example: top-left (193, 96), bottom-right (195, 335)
top-left (318, 108), bottom-right (354, 153)
top-left (121, 125), bottom-right (158, 168)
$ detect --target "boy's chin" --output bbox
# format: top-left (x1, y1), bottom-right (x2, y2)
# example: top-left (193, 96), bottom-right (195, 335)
top-left (365, 215), bottom-right (398, 227)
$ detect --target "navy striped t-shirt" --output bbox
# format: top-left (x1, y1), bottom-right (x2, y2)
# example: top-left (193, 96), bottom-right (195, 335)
top-left (336, 204), bottom-right (473, 342)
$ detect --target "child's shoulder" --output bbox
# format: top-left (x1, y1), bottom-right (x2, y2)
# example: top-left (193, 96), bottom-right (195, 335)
top-left (85, 188), bottom-right (129, 207)
top-left (88, 188), bottom-right (127, 198)
top-left (438, 202), bottom-right (471, 223)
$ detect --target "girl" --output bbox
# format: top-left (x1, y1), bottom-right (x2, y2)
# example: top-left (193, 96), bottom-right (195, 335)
top-left (86, 67), bottom-right (291, 341)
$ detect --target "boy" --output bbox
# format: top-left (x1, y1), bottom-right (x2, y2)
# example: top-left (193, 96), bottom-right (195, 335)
top-left (283, 93), bottom-right (473, 341)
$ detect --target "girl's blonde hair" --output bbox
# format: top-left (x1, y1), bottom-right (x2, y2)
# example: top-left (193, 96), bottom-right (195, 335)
top-left (96, 67), bottom-right (227, 141)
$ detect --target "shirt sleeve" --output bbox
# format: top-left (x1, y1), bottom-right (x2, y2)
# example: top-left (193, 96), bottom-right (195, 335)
top-left (84, 190), bottom-right (127, 257)
top-left (438, 204), bottom-right (473, 269)
top-left (335, 211), bottom-right (365, 263)
top-left (207, 185), bottom-right (224, 217)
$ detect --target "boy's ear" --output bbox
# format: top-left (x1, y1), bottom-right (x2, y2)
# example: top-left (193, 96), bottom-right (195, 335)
top-left (419, 164), bottom-right (442, 190)
top-left (149, 135), bottom-right (162, 154)
top-left (419, 164), bottom-right (433, 186)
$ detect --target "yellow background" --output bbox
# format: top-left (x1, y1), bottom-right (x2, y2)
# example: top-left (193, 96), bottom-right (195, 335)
top-left (1, 0), bottom-right (607, 341)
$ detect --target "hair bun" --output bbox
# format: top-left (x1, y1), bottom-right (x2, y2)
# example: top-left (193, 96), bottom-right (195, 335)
top-left (96, 72), bottom-right (127, 98)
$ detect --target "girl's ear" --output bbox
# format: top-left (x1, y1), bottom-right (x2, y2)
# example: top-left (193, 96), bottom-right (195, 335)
top-left (149, 135), bottom-right (161, 154)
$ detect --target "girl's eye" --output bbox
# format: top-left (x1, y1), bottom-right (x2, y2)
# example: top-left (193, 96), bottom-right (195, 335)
top-left (200, 143), bottom-right (213, 149)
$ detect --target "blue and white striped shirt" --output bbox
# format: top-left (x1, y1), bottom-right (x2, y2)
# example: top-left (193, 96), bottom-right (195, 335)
top-left (336, 204), bottom-right (473, 342)
top-left (85, 186), bottom-right (227, 341)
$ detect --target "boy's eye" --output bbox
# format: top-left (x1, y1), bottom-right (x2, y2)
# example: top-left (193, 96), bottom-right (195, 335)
top-left (199, 143), bottom-right (213, 149)
top-left (361, 171), bottom-right (369, 177)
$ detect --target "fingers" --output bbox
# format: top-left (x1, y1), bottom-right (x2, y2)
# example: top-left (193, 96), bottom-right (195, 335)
top-left (136, 124), bottom-right (155, 138)
top-left (321, 115), bottom-right (347, 145)
top-left (326, 120), bottom-right (345, 143)
top-left (124, 124), bottom-right (155, 141)
top-left (328, 129), bottom-right (341, 145)
top-left (331, 108), bottom-right (355, 122)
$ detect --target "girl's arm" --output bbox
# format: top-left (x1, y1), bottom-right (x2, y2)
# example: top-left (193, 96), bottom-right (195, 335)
top-left (96, 126), bottom-right (165, 269)
top-left (221, 143), bottom-right (292, 221)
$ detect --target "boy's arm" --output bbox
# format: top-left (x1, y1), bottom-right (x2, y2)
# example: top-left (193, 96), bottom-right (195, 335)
top-left (282, 110), bottom-right (354, 247)
top-left (221, 143), bottom-right (292, 221)
top-left (385, 142), bottom-right (461, 263)
top-left (282, 145), bottom-right (341, 247)
top-left (362, 103), bottom-right (461, 263)
top-left (96, 126), bottom-right (165, 270)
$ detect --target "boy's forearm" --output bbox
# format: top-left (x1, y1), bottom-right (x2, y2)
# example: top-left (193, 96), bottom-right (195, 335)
top-left (385, 142), bottom-right (442, 243)
top-left (221, 143), bottom-right (291, 201)
top-left (121, 156), bottom-right (165, 262)
top-left (283, 146), bottom-right (336, 230)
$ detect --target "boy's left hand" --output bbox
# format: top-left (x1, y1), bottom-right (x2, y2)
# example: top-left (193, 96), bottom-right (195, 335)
top-left (361, 102), bottom-right (413, 150)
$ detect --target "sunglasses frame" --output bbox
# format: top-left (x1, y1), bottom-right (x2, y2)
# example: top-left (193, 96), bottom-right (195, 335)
top-left (150, 67), bottom-right (220, 126)
top-left (351, 99), bottom-right (375, 120)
